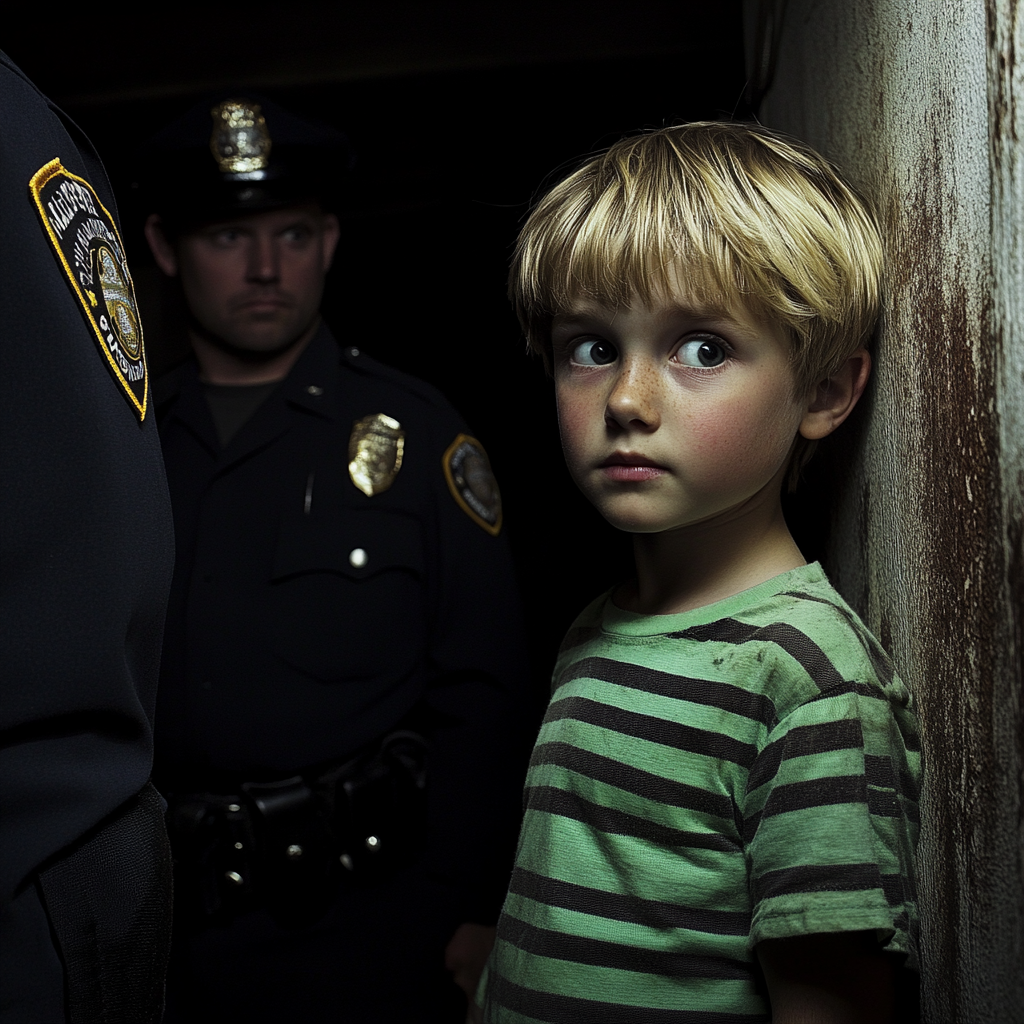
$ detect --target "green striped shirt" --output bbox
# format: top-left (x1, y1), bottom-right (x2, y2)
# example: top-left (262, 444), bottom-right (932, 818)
top-left (482, 563), bottom-right (920, 1023)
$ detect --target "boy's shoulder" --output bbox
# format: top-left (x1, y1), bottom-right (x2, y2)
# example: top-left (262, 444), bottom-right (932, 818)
top-left (735, 564), bottom-right (900, 688)
top-left (693, 564), bottom-right (907, 715)
top-left (553, 564), bottom-right (910, 722)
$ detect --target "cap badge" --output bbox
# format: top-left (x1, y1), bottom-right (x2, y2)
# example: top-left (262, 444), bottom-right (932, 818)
top-left (443, 434), bottom-right (502, 535)
top-left (209, 100), bottom-right (272, 178)
top-left (348, 414), bottom-right (405, 497)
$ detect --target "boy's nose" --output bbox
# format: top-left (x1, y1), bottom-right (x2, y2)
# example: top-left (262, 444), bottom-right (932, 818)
top-left (605, 359), bottom-right (661, 431)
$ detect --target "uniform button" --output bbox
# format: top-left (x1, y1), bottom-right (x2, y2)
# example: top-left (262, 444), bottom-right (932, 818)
top-left (225, 870), bottom-right (244, 886)
top-left (286, 844), bottom-right (304, 859)
top-left (365, 835), bottom-right (381, 851)
top-left (349, 347), bottom-right (360, 358)
top-left (349, 547), bottom-right (368, 568)
top-left (227, 804), bottom-right (241, 813)
top-left (306, 385), bottom-right (323, 396)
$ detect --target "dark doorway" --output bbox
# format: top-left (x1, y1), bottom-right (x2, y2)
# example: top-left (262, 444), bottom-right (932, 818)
top-left (6, 2), bottom-right (748, 707)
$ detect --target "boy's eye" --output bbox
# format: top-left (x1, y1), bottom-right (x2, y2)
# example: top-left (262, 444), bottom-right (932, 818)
top-left (570, 340), bottom-right (617, 366)
top-left (677, 338), bottom-right (727, 368)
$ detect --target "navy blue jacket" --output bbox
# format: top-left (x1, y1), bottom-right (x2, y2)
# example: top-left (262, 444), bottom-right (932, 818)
top-left (0, 52), bottom-right (174, 1021)
top-left (155, 325), bottom-right (529, 918)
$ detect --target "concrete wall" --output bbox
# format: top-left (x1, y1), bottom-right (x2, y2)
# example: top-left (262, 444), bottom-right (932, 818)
top-left (750, 0), bottom-right (1024, 1019)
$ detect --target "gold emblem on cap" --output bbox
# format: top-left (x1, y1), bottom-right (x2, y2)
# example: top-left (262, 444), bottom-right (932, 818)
top-left (209, 100), bottom-right (272, 176)
top-left (348, 414), bottom-right (405, 497)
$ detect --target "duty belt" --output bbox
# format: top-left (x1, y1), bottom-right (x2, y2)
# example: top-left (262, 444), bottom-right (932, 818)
top-left (165, 730), bottom-right (428, 926)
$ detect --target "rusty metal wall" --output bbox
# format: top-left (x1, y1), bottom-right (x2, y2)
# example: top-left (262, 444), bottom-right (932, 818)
top-left (750, 0), bottom-right (1024, 1019)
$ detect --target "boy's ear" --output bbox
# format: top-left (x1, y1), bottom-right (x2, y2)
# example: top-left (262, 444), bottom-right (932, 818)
top-left (798, 348), bottom-right (871, 441)
top-left (144, 214), bottom-right (178, 278)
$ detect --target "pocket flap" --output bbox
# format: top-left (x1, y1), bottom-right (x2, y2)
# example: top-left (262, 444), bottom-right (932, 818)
top-left (272, 510), bottom-right (424, 581)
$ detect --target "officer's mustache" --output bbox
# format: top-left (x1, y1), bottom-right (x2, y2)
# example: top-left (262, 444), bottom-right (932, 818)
top-left (229, 288), bottom-right (296, 310)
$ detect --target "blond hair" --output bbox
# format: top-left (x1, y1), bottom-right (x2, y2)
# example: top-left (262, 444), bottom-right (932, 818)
top-left (511, 122), bottom-right (883, 483)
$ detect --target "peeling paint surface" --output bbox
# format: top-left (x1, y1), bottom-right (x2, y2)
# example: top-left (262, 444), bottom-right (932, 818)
top-left (754, 0), bottom-right (1024, 1019)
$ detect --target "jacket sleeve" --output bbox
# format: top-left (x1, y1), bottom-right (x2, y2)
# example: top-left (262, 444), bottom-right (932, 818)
top-left (417, 418), bottom-right (534, 924)
top-left (0, 55), bottom-right (174, 908)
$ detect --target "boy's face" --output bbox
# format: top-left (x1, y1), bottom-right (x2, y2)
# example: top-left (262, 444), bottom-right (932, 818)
top-left (551, 286), bottom-right (811, 536)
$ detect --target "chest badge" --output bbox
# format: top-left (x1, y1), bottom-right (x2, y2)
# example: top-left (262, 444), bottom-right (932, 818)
top-left (443, 434), bottom-right (502, 536)
top-left (29, 159), bottom-right (148, 420)
top-left (348, 413), bottom-right (405, 496)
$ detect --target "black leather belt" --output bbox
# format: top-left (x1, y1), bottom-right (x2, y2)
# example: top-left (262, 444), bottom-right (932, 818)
top-left (166, 730), bottom-right (429, 926)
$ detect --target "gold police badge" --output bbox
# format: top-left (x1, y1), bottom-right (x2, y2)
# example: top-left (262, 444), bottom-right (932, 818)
top-left (209, 99), bottom-right (272, 178)
top-left (443, 434), bottom-right (502, 536)
top-left (348, 413), bottom-right (405, 496)
top-left (29, 159), bottom-right (148, 420)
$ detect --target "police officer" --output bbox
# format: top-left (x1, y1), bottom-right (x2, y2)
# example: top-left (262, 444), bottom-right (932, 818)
top-left (141, 97), bottom-right (529, 1022)
top-left (0, 53), bottom-right (174, 1022)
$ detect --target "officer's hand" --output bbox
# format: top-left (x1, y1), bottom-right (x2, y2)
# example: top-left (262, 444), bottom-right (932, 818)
top-left (444, 921), bottom-right (496, 1024)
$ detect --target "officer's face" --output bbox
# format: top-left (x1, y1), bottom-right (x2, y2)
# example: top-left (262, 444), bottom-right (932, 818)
top-left (150, 204), bottom-right (340, 356)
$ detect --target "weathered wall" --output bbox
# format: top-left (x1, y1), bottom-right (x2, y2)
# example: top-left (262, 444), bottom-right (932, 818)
top-left (750, 0), bottom-right (1024, 1019)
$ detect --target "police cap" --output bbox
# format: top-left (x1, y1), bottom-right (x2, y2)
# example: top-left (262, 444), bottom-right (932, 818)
top-left (141, 94), bottom-right (352, 230)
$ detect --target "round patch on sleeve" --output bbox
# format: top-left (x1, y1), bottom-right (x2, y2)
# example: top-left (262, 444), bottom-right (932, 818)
top-left (443, 434), bottom-right (502, 536)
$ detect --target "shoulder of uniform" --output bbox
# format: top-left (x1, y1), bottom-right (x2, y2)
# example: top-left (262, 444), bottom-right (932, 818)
top-left (338, 344), bottom-right (461, 422)
top-left (337, 346), bottom-right (506, 534)
top-left (0, 52), bottom-right (33, 88)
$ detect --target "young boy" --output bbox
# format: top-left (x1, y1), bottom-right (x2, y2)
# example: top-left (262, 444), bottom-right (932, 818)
top-left (479, 123), bottom-right (920, 1022)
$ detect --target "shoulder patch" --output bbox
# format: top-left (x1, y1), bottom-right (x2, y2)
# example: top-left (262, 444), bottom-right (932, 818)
top-left (29, 159), bottom-right (148, 420)
top-left (348, 413), bottom-right (405, 496)
top-left (443, 434), bottom-right (502, 536)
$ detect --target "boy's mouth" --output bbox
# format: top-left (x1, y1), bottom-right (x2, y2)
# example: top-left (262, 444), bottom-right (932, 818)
top-left (599, 452), bottom-right (666, 482)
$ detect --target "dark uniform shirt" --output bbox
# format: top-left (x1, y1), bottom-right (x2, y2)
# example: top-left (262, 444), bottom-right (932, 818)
top-left (155, 323), bottom-right (529, 923)
top-left (0, 52), bottom-right (174, 1022)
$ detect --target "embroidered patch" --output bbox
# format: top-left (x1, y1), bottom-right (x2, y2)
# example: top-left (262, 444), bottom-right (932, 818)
top-left (29, 159), bottom-right (148, 420)
top-left (443, 434), bottom-right (502, 536)
top-left (348, 413), bottom-right (405, 496)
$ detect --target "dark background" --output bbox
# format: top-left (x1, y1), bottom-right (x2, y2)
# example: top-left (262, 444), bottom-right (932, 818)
top-left (6, 2), bottom-right (790, 707)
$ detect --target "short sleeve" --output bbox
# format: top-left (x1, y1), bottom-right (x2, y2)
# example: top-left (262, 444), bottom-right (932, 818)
top-left (741, 682), bottom-right (920, 968)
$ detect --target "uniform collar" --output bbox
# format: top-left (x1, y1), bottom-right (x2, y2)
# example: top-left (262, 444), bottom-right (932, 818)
top-left (276, 321), bottom-right (339, 422)
top-left (159, 322), bottom-right (342, 462)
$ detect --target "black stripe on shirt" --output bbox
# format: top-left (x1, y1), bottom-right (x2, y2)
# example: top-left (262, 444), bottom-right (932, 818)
top-left (779, 590), bottom-right (896, 687)
top-left (866, 757), bottom-right (921, 809)
top-left (865, 752), bottom-right (897, 790)
top-left (498, 912), bottom-right (752, 980)
top-left (762, 774), bottom-right (868, 819)
top-left (562, 656), bottom-right (778, 728)
top-left (746, 719), bottom-right (865, 794)
top-left (867, 788), bottom-right (902, 818)
top-left (669, 619), bottom-right (846, 692)
top-left (744, 775), bottom-right (868, 842)
top-left (544, 694), bottom-right (758, 767)
top-left (531, 740), bottom-right (737, 820)
top-left (751, 861), bottom-right (883, 904)
top-left (882, 871), bottom-right (917, 906)
top-left (526, 785), bottom-right (739, 851)
top-left (509, 866), bottom-right (752, 935)
top-left (486, 970), bottom-right (769, 1024)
